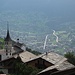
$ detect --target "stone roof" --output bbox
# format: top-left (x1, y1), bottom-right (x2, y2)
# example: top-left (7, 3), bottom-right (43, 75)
top-left (18, 51), bottom-right (74, 75)
top-left (12, 40), bottom-right (23, 48)
top-left (38, 62), bottom-right (74, 74)
top-left (14, 51), bottom-right (36, 63)
top-left (39, 52), bottom-right (74, 74)
top-left (51, 67), bottom-right (75, 75)
top-left (0, 50), bottom-right (36, 63)
top-left (24, 52), bottom-right (66, 64)
top-left (41, 52), bottom-right (65, 64)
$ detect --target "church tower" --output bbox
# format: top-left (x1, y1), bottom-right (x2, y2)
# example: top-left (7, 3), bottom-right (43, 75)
top-left (4, 22), bottom-right (12, 57)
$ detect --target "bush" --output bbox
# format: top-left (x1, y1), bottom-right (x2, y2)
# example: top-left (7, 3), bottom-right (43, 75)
top-left (26, 47), bottom-right (41, 55)
top-left (13, 57), bottom-right (41, 75)
top-left (64, 52), bottom-right (75, 65)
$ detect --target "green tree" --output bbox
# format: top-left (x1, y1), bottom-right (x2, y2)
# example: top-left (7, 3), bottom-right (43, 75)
top-left (0, 38), bottom-right (4, 49)
top-left (13, 56), bottom-right (41, 75)
top-left (26, 47), bottom-right (41, 55)
top-left (64, 52), bottom-right (75, 65)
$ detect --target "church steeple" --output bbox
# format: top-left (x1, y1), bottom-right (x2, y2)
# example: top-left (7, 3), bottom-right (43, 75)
top-left (4, 22), bottom-right (11, 41)
top-left (4, 22), bottom-right (12, 56)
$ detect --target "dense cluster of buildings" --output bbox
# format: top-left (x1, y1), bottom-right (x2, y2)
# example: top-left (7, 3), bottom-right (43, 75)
top-left (0, 25), bottom-right (75, 75)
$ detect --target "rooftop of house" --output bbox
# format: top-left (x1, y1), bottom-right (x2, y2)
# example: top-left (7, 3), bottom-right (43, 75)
top-left (38, 65), bottom-right (75, 75)
top-left (0, 50), bottom-right (36, 63)
top-left (41, 52), bottom-right (65, 64)
top-left (51, 67), bottom-right (75, 75)
top-left (38, 56), bottom-right (74, 75)
top-left (24, 51), bottom-right (66, 64)
top-left (18, 51), bottom-right (74, 75)
top-left (13, 51), bottom-right (36, 63)
top-left (12, 40), bottom-right (24, 48)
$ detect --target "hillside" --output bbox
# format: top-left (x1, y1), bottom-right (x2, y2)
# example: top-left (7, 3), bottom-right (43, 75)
top-left (0, 38), bottom-right (4, 49)
top-left (0, 11), bottom-right (75, 54)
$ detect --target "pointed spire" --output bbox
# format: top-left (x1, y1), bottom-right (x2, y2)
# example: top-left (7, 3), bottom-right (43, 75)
top-left (4, 21), bottom-right (11, 41)
top-left (7, 21), bottom-right (9, 32)
top-left (7, 21), bottom-right (10, 38)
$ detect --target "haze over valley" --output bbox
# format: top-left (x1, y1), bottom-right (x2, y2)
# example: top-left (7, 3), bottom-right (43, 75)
top-left (0, 0), bottom-right (75, 54)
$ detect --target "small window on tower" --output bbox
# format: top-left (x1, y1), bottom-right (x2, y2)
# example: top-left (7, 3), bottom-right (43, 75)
top-left (6, 53), bottom-right (8, 55)
top-left (10, 53), bottom-right (11, 55)
top-left (6, 49), bottom-right (7, 52)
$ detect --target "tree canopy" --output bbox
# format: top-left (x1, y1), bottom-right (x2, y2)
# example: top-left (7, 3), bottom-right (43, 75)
top-left (12, 56), bottom-right (41, 75)
top-left (64, 52), bottom-right (75, 65)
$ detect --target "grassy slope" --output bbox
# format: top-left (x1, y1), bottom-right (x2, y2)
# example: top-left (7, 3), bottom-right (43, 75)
top-left (0, 38), bottom-right (4, 49)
